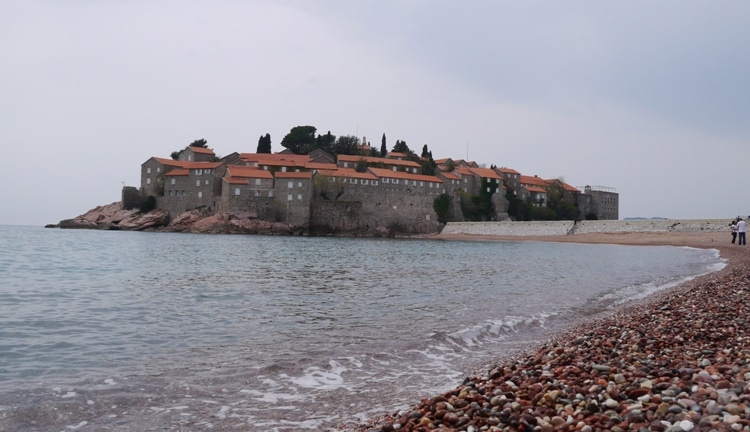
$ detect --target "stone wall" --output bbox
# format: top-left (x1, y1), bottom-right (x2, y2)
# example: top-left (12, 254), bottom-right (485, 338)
top-left (310, 188), bottom-right (441, 234)
top-left (442, 219), bottom-right (732, 236)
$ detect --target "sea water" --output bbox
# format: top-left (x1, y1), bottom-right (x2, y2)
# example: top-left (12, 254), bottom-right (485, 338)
top-left (0, 225), bottom-right (723, 431)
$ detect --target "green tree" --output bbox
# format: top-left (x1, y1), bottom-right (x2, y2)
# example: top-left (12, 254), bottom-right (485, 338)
top-left (256, 133), bottom-right (272, 153)
top-left (280, 126), bottom-right (318, 154)
top-left (189, 138), bottom-right (208, 148)
top-left (316, 131), bottom-right (336, 154)
top-left (433, 193), bottom-right (451, 223)
top-left (421, 144), bottom-right (430, 158)
top-left (170, 150), bottom-right (181, 160)
top-left (380, 134), bottom-right (387, 157)
top-left (333, 135), bottom-right (360, 156)
top-left (392, 140), bottom-right (409, 153)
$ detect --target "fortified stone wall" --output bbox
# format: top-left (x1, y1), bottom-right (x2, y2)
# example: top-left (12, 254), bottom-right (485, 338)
top-left (310, 188), bottom-right (441, 234)
top-left (442, 219), bottom-right (732, 236)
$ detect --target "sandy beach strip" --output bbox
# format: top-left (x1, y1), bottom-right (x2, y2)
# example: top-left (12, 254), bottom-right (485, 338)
top-left (357, 231), bottom-right (750, 431)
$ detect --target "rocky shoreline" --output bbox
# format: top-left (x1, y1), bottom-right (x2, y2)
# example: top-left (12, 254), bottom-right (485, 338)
top-left (47, 202), bottom-right (392, 236)
top-left (356, 237), bottom-right (750, 432)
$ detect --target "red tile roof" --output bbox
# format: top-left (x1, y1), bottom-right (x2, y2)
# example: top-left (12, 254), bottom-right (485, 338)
top-left (337, 154), bottom-right (421, 168)
top-left (368, 167), bottom-right (443, 183)
top-left (317, 168), bottom-right (378, 180)
top-left (305, 162), bottom-right (338, 170)
top-left (469, 167), bottom-right (503, 180)
top-left (275, 171), bottom-right (312, 179)
top-left (239, 153), bottom-right (310, 166)
top-left (497, 167), bottom-right (520, 175)
top-left (524, 186), bottom-right (548, 193)
top-left (189, 146), bottom-right (215, 155)
top-left (438, 171), bottom-right (461, 180)
top-left (165, 169), bottom-right (189, 176)
top-left (151, 158), bottom-right (222, 169)
top-left (226, 166), bottom-right (273, 179)
top-left (519, 175), bottom-right (549, 188)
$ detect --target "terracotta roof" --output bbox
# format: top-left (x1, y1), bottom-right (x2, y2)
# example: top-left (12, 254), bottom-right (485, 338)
top-left (305, 162), bottom-right (338, 170)
top-left (543, 179), bottom-right (580, 193)
top-left (317, 168), bottom-right (378, 180)
top-left (454, 166), bottom-right (474, 176)
top-left (151, 157), bottom-right (189, 167)
top-left (438, 171), bottom-right (461, 180)
top-left (524, 186), bottom-right (548, 193)
top-left (434, 158), bottom-right (452, 164)
top-left (275, 171), bottom-right (312, 179)
top-left (226, 166), bottom-right (273, 179)
top-left (386, 151), bottom-right (409, 159)
top-left (337, 154), bottom-right (421, 168)
top-left (497, 167), bottom-right (520, 175)
top-left (469, 167), bottom-right (503, 180)
top-left (188, 146), bottom-right (215, 155)
top-left (165, 169), bottom-right (189, 176)
top-left (519, 175), bottom-right (549, 188)
top-left (368, 167), bottom-right (443, 183)
top-left (239, 153), bottom-right (309, 166)
top-left (150, 158), bottom-right (222, 170)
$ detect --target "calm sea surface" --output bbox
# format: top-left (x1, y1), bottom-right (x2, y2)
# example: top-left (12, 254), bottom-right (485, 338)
top-left (0, 225), bottom-right (723, 431)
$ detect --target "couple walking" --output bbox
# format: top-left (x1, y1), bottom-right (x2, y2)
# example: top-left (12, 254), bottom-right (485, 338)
top-left (731, 218), bottom-right (746, 245)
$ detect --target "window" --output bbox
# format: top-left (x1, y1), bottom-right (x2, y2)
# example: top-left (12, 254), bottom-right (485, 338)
top-left (373, 181), bottom-right (378, 186)
top-left (254, 190), bottom-right (260, 197)
top-left (268, 191), bottom-right (273, 197)
top-left (198, 191), bottom-right (203, 198)
top-left (182, 190), bottom-right (186, 196)
top-left (426, 214), bottom-right (430, 220)
top-left (487, 187), bottom-right (491, 192)
top-left (413, 180), bottom-right (418, 186)
top-left (171, 178), bottom-right (175, 185)
top-left (420, 181), bottom-right (424, 187)
top-left (363, 180), bottom-right (368, 185)
top-left (393, 205), bottom-right (398, 210)
top-left (205, 169), bottom-right (211, 174)
top-left (288, 181), bottom-right (294, 189)
top-left (429, 183), bottom-right (433, 188)
top-left (235, 188), bottom-right (240, 196)
top-left (157, 167), bottom-right (160, 173)
top-left (147, 167), bottom-right (151, 174)
top-left (383, 178), bottom-right (389, 184)
top-left (394, 179), bottom-right (399, 184)
top-left (329, 177), bottom-right (336, 182)
top-left (205, 180), bottom-right (209, 185)
top-left (287, 194), bottom-right (293, 201)
top-left (298, 182), bottom-right (302, 187)
top-left (297, 194), bottom-right (302, 200)
top-left (255, 178), bottom-right (261, 186)
top-left (281, 167), bottom-right (287, 172)
top-left (351, 179), bottom-right (358, 184)
top-left (196, 180), bottom-right (200, 187)
top-left (196, 169), bottom-right (202, 175)
top-left (146, 178), bottom-right (151, 184)
top-left (168, 190), bottom-right (173, 196)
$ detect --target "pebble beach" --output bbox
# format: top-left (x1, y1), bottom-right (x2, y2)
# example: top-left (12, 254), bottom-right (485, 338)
top-left (357, 232), bottom-right (750, 432)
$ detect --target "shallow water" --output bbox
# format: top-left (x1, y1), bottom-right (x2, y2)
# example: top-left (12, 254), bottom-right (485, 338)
top-left (0, 226), bottom-right (723, 431)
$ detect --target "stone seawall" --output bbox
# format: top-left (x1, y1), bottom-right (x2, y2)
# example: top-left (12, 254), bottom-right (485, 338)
top-left (441, 219), bottom-right (731, 236)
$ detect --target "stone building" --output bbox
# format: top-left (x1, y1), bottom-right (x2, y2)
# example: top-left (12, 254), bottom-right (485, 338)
top-left (578, 185), bottom-right (619, 220)
top-left (136, 145), bottom-right (619, 232)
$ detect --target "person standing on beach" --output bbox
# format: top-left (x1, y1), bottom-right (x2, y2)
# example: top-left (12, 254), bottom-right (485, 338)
top-left (738, 218), bottom-right (747, 245)
top-left (731, 220), bottom-right (739, 244)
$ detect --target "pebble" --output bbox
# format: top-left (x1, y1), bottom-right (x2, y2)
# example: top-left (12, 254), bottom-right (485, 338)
top-left (357, 246), bottom-right (750, 432)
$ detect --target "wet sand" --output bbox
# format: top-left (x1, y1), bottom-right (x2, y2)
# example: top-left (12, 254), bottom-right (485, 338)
top-left (358, 231), bottom-right (750, 431)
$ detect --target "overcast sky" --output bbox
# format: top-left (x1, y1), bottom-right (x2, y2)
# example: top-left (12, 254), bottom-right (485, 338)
top-left (2, 1), bottom-right (748, 226)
